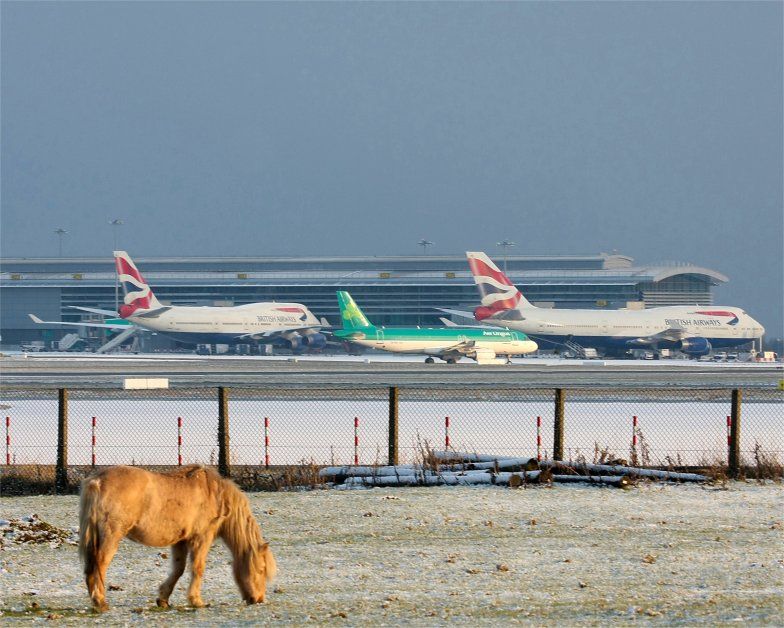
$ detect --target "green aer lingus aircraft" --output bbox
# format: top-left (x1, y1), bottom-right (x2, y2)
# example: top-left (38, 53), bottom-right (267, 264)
top-left (334, 291), bottom-right (537, 364)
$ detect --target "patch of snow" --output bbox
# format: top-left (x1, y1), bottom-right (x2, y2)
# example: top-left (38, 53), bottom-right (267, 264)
top-left (0, 485), bottom-right (782, 625)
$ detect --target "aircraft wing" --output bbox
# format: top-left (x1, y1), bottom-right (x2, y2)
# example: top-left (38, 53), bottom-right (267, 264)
top-left (424, 340), bottom-right (479, 357)
top-left (132, 307), bottom-right (173, 318)
top-left (438, 317), bottom-right (499, 330)
top-left (438, 308), bottom-right (477, 322)
top-left (68, 306), bottom-right (119, 316)
top-left (29, 314), bottom-right (133, 330)
top-left (438, 317), bottom-right (460, 327)
top-left (626, 325), bottom-right (689, 346)
top-left (237, 324), bottom-right (323, 341)
top-left (438, 307), bottom-right (544, 327)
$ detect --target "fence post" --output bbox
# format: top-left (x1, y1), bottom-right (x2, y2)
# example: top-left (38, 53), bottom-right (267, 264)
top-left (218, 387), bottom-right (231, 477)
top-left (56, 388), bottom-right (69, 493)
top-left (729, 389), bottom-right (742, 478)
top-left (388, 387), bottom-right (399, 466)
top-left (5, 416), bottom-right (10, 465)
top-left (553, 388), bottom-right (565, 461)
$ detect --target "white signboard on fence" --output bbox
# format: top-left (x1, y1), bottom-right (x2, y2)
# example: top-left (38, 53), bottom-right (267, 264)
top-left (123, 378), bottom-right (169, 390)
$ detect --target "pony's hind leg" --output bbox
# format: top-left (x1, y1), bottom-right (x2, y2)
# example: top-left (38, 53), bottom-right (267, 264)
top-left (186, 537), bottom-right (213, 608)
top-left (86, 532), bottom-right (122, 612)
top-left (156, 541), bottom-right (188, 608)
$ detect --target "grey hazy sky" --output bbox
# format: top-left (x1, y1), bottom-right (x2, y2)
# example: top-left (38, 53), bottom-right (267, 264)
top-left (2, 1), bottom-right (782, 334)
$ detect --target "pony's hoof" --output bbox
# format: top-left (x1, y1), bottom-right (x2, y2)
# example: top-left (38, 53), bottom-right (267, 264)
top-left (156, 598), bottom-right (170, 609)
top-left (188, 599), bottom-right (207, 609)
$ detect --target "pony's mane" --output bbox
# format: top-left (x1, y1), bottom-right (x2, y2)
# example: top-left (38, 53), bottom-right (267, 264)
top-left (218, 478), bottom-right (264, 551)
top-left (217, 476), bottom-right (276, 588)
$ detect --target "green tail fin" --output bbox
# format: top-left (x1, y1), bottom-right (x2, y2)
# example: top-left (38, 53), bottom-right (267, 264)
top-left (337, 291), bottom-right (372, 329)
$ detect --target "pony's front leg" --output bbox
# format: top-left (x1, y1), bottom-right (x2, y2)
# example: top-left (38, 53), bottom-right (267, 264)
top-left (186, 537), bottom-right (212, 608)
top-left (156, 541), bottom-right (188, 608)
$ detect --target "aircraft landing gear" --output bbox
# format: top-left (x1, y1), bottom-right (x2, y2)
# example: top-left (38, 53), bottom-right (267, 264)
top-left (424, 357), bottom-right (435, 364)
top-left (445, 358), bottom-right (458, 365)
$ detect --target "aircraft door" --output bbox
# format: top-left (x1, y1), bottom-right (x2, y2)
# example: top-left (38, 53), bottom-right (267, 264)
top-left (375, 329), bottom-right (385, 347)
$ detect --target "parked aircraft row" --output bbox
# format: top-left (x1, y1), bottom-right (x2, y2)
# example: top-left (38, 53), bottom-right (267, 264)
top-left (30, 250), bottom-right (765, 363)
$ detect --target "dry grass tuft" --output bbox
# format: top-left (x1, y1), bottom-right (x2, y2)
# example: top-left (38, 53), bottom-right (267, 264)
top-left (272, 459), bottom-right (325, 491)
top-left (752, 443), bottom-right (783, 482)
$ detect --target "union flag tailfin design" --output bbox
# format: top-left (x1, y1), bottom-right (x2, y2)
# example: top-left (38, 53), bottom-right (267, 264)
top-left (114, 251), bottom-right (162, 318)
top-left (466, 251), bottom-right (533, 320)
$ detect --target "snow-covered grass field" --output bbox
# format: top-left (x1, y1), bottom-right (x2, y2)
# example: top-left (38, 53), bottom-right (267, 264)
top-left (2, 483), bottom-right (782, 625)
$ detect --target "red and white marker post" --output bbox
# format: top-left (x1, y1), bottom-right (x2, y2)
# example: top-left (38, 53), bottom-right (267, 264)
top-left (726, 415), bottom-right (732, 449)
top-left (536, 416), bottom-right (542, 461)
top-left (354, 417), bottom-right (359, 465)
top-left (177, 417), bottom-right (183, 466)
top-left (264, 417), bottom-right (270, 468)
top-left (5, 416), bottom-right (10, 466)
top-left (445, 416), bottom-right (451, 450)
top-left (91, 416), bottom-right (97, 467)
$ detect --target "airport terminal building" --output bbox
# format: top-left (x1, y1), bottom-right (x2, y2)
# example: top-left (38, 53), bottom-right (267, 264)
top-left (0, 253), bottom-right (728, 348)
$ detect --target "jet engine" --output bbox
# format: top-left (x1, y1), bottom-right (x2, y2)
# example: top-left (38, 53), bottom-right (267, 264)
top-left (679, 337), bottom-right (711, 356)
top-left (300, 332), bottom-right (327, 350)
top-left (281, 331), bottom-right (327, 352)
top-left (469, 348), bottom-right (503, 365)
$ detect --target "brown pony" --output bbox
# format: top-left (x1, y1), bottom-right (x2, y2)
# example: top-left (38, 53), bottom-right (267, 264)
top-left (78, 465), bottom-right (276, 612)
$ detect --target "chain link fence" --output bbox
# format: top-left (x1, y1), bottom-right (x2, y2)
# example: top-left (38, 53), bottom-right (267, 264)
top-left (398, 388), bottom-right (555, 462)
top-left (1, 386), bottom-right (781, 489)
top-left (560, 389), bottom-right (780, 467)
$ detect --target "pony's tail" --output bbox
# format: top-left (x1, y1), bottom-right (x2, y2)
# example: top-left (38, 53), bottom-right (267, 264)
top-left (263, 543), bottom-right (277, 582)
top-left (79, 477), bottom-right (102, 575)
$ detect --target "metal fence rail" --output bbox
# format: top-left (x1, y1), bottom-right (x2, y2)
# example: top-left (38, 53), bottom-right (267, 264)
top-left (1, 386), bottom-right (781, 490)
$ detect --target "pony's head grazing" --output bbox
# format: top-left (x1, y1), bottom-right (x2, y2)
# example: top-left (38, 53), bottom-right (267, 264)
top-left (217, 476), bottom-right (277, 604)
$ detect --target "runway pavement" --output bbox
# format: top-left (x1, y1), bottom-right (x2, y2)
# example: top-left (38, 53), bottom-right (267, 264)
top-left (1, 353), bottom-right (781, 389)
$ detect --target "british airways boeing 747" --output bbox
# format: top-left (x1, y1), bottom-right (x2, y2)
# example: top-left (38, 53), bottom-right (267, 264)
top-left (445, 252), bottom-right (764, 358)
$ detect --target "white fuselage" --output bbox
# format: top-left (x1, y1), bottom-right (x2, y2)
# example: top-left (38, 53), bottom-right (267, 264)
top-left (339, 327), bottom-right (538, 358)
top-left (125, 302), bottom-right (321, 343)
top-left (352, 338), bottom-right (538, 356)
top-left (482, 306), bottom-right (764, 349)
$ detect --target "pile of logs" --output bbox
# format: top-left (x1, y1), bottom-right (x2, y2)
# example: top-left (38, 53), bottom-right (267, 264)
top-left (319, 451), bottom-right (708, 488)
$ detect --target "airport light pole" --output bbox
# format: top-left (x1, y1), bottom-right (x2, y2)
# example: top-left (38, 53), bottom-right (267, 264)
top-left (54, 228), bottom-right (67, 257)
top-left (497, 239), bottom-right (516, 274)
top-left (109, 218), bottom-right (124, 313)
top-left (417, 240), bottom-right (434, 325)
top-left (418, 239), bottom-right (434, 255)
